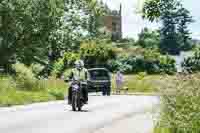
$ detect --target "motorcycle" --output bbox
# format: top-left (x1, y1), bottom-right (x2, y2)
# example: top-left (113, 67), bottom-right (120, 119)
top-left (65, 79), bottom-right (86, 111)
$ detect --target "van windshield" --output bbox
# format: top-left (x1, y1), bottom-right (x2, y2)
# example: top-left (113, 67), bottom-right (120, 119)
top-left (89, 70), bottom-right (110, 80)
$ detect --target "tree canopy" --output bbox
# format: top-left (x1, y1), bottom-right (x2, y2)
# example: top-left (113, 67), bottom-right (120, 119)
top-left (142, 0), bottom-right (193, 55)
top-left (0, 0), bottom-right (105, 72)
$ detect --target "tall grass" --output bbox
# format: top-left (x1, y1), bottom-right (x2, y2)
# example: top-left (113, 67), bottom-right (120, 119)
top-left (0, 65), bottom-right (68, 107)
top-left (154, 73), bottom-right (200, 132)
top-left (42, 77), bottom-right (67, 100)
top-left (0, 89), bottom-right (55, 107)
top-left (0, 76), bottom-right (67, 106)
top-left (111, 72), bottom-right (161, 93)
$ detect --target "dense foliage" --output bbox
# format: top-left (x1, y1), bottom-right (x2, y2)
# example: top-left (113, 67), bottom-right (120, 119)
top-left (142, 0), bottom-right (193, 55)
top-left (80, 40), bottom-right (116, 68)
top-left (182, 49), bottom-right (200, 72)
top-left (107, 49), bottom-right (176, 74)
top-left (51, 40), bottom-right (116, 77)
top-left (0, 0), bottom-right (64, 67)
top-left (52, 52), bottom-right (80, 77)
top-left (137, 28), bottom-right (160, 49)
top-left (12, 63), bottom-right (45, 91)
top-left (0, 0), bottom-right (104, 73)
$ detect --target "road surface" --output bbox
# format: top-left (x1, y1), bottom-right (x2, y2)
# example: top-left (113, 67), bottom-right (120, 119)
top-left (0, 95), bottom-right (159, 133)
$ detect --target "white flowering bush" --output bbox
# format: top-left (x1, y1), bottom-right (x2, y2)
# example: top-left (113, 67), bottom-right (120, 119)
top-left (155, 73), bottom-right (200, 132)
top-left (12, 63), bottom-right (45, 91)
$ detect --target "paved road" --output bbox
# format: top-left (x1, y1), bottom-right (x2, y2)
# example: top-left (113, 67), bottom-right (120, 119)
top-left (0, 95), bottom-right (159, 133)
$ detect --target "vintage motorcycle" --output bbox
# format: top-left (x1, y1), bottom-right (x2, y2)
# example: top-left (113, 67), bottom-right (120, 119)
top-left (66, 78), bottom-right (86, 111)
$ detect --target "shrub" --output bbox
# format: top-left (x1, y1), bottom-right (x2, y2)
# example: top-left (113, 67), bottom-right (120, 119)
top-left (12, 63), bottom-right (44, 91)
top-left (52, 58), bottom-right (65, 77)
top-left (52, 52), bottom-right (80, 77)
top-left (136, 28), bottom-right (160, 49)
top-left (107, 59), bottom-right (122, 72)
top-left (107, 50), bottom-right (176, 74)
top-left (30, 64), bottom-right (44, 77)
top-left (182, 48), bottom-right (200, 72)
top-left (144, 50), bottom-right (176, 74)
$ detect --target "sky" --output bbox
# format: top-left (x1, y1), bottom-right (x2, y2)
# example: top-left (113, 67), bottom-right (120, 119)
top-left (101, 0), bottom-right (200, 40)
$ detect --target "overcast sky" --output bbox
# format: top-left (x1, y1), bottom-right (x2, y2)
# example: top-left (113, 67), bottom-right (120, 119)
top-left (101, 0), bottom-right (200, 40)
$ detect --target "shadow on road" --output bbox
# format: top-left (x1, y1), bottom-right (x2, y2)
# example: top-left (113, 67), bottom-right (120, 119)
top-left (67, 109), bottom-right (91, 113)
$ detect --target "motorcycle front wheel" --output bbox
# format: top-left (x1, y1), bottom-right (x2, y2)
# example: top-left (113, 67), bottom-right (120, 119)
top-left (77, 92), bottom-right (82, 111)
top-left (72, 92), bottom-right (77, 111)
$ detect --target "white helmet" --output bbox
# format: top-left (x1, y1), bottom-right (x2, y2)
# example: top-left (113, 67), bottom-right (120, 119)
top-left (79, 60), bottom-right (84, 68)
top-left (74, 60), bottom-right (80, 69)
top-left (74, 60), bottom-right (84, 69)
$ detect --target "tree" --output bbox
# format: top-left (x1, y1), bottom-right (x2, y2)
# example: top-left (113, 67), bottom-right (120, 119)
top-left (177, 7), bottom-right (194, 51)
top-left (160, 1), bottom-right (181, 55)
top-left (0, 0), bottom-right (64, 69)
top-left (86, 0), bottom-right (110, 39)
top-left (0, 0), bottom-right (103, 74)
top-left (142, 0), bottom-right (160, 22)
top-left (137, 28), bottom-right (160, 49)
top-left (49, 0), bottom-right (106, 52)
top-left (80, 40), bottom-right (116, 68)
top-left (40, 0), bottom-right (105, 75)
top-left (142, 0), bottom-right (193, 55)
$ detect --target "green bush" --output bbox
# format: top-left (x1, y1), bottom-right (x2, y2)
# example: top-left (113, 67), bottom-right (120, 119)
top-left (52, 58), bottom-right (65, 77)
top-left (144, 50), bottom-right (176, 74)
top-left (136, 28), bottom-right (160, 49)
top-left (12, 63), bottom-right (44, 91)
top-left (182, 49), bottom-right (200, 72)
top-left (107, 55), bottom-right (144, 74)
top-left (30, 64), bottom-right (44, 77)
top-left (52, 52), bottom-right (80, 77)
top-left (107, 50), bottom-right (176, 74)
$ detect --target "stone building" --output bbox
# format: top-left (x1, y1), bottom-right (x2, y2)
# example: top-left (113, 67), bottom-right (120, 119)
top-left (103, 4), bottom-right (122, 41)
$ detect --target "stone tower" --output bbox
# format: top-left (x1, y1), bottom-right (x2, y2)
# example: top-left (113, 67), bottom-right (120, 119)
top-left (103, 4), bottom-right (122, 41)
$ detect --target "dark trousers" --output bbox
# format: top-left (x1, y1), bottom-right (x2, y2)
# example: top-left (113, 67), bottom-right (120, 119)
top-left (68, 84), bottom-right (88, 102)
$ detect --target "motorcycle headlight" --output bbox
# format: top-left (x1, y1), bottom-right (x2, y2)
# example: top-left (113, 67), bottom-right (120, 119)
top-left (72, 84), bottom-right (79, 90)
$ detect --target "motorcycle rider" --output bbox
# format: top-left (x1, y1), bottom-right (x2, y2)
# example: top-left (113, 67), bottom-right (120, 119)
top-left (67, 60), bottom-right (88, 104)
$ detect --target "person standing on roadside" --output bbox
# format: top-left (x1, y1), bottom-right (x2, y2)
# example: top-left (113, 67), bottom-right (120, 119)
top-left (115, 70), bottom-right (124, 94)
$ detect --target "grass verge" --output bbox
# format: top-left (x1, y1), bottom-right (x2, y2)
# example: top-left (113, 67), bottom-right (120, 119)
top-left (111, 73), bottom-right (168, 93)
top-left (0, 73), bottom-right (170, 106)
top-left (0, 76), bottom-right (68, 107)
